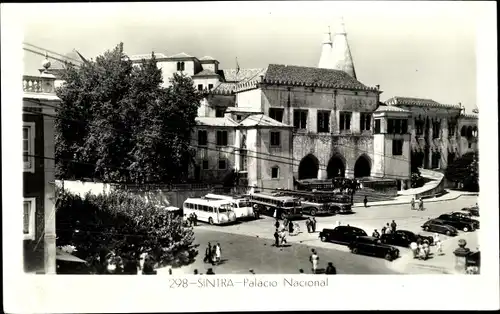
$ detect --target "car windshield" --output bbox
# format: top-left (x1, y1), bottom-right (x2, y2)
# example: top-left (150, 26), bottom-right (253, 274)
top-left (353, 229), bottom-right (367, 236)
top-left (283, 201), bottom-right (295, 208)
top-left (238, 201), bottom-right (250, 207)
top-left (218, 205), bottom-right (228, 213)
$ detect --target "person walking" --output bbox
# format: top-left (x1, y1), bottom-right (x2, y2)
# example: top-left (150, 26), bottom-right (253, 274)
top-left (312, 217), bottom-right (317, 233)
top-left (274, 228), bottom-right (280, 247)
top-left (372, 229), bottom-right (380, 238)
top-left (385, 223), bottom-right (392, 234)
top-left (206, 268), bottom-right (215, 275)
top-left (390, 220), bottom-right (397, 233)
top-left (381, 225), bottom-right (387, 235)
top-left (215, 243), bottom-right (222, 264)
top-left (306, 218), bottom-right (312, 233)
top-left (363, 196), bottom-right (368, 208)
top-left (204, 242), bottom-right (212, 263)
top-left (410, 241), bottom-right (418, 258)
top-left (419, 198), bottom-right (424, 211)
top-left (253, 204), bottom-right (259, 219)
top-left (325, 262), bottom-right (337, 275)
top-left (192, 213), bottom-right (198, 226)
top-left (211, 245), bottom-right (217, 265)
top-left (274, 219), bottom-right (280, 230)
top-left (280, 229), bottom-right (287, 246)
top-left (436, 237), bottom-right (443, 256)
top-left (410, 198), bottom-right (415, 210)
top-left (288, 220), bottom-right (294, 234)
top-left (309, 249), bottom-right (319, 274)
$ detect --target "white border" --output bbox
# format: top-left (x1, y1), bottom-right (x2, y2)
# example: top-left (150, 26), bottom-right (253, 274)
top-left (2, 2), bottom-right (499, 312)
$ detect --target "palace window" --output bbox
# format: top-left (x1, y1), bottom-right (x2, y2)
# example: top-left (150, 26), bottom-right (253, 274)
top-left (448, 120), bottom-right (456, 136)
top-left (339, 112), bottom-right (351, 131)
top-left (202, 159), bottom-right (209, 170)
top-left (240, 150), bottom-right (247, 171)
top-left (23, 122), bottom-right (35, 173)
top-left (271, 166), bottom-right (280, 179)
top-left (176, 62), bottom-right (185, 71)
top-left (293, 109), bottom-right (308, 130)
top-left (218, 159), bottom-right (227, 170)
top-left (317, 111), bottom-right (330, 133)
top-left (198, 130), bottom-right (207, 146)
top-left (387, 119), bottom-right (394, 134)
top-left (431, 152), bottom-right (440, 169)
top-left (208, 84), bottom-right (214, 90)
top-left (415, 119), bottom-right (424, 136)
top-left (270, 131), bottom-right (281, 147)
top-left (215, 108), bottom-right (225, 117)
top-left (392, 139), bottom-right (404, 156)
top-left (432, 121), bottom-right (440, 139)
top-left (387, 119), bottom-right (408, 134)
top-left (236, 115), bottom-right (242, 121)
top-left (216, 130), bottom-right (228, 146)
top-left (269, 108), bottom-right (284, 123)
top-left (360, 113), bottom-right (371, 131)
top-left (374, 119), bottom-right (381, 134)
top-left (197, 84), bottom-right (203, 91)
top-left (401, 119), bottom-right (408, 134)
top-left (23, 198), bottom-right (36, 240)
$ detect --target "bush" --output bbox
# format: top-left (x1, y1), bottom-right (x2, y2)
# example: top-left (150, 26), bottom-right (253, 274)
top-left (56, 188), bottom-right (198, 273)
top-left (410, 169), bottom-right (426, 188)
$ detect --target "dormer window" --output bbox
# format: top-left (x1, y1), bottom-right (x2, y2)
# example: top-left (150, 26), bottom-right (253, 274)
top-left (177, 62), bottom-right (185, 71)
top-left (197, 84), bottom-right (203, 91)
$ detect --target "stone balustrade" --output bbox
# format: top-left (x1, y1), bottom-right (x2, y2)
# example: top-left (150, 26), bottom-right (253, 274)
top-left (23, 74), bottom-right (56, 94)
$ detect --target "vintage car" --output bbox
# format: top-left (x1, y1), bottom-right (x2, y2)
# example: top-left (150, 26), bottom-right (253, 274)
top-left (380, 230), bottom-right (434, 247)
top-left (421, 219), bottom-right (458, 236)
top-left (461, 205), bottom-right (479, 217)
top-left (437, 213), bottom-right (479, 232)
top-left (319, 226), bottom-right (367, 246)
top-left (348, 236), bottom-right (400, 261)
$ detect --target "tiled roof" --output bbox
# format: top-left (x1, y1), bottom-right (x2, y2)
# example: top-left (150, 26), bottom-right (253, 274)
top-left (168, 52), bottom-right (194, 59)
top-left (226, 107), bottom-right (262, 113)
top-left (222, 68), bottom-right (268, 83)
top-left (239, 114), bottom-right (292, 128)
top-left (461, 113), bottom-right (478, 119)
top-left (199, 56), bottom-right (218, 62)
top-left (211, 82), bottom-right (237, 95)
top-left (192, 69), bottom-right (220, 77)
top-left (129, 53), bottom-right (168, 61)
top-left (386, 97), bottom-right (461, 109)
top-left (195, 117), bottom-right (239, 127)
top-left (374, 105), bottom-right (410, 113)
top-left (263, 64), bottom-right (376, 91)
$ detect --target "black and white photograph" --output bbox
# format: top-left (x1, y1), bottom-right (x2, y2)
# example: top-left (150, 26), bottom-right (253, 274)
top-left (2, 1), bottom-right (498, 312)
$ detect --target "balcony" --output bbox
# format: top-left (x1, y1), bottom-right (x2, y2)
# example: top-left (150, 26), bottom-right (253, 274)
top-left (23, 74), bottom-right (57, 95)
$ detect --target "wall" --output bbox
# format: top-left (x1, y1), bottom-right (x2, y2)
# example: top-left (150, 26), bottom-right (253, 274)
top-left (157, 60), bottom-right (196, 87)
top-left (246, 128), bottom-right (259, 186)
top-left (192, 77), bottom-right (221, 91)
top-left (236, 89), bottom-right (262, 109)
top-left (383, 133), bottom-right (411, 180)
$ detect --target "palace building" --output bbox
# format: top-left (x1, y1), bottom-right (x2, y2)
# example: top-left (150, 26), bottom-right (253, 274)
top-left (127, 21), bottom-right (478, 190)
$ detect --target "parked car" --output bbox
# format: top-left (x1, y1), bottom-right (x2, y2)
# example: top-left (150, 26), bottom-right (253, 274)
top-left (421, 219), bottom-right (458, 236)
top-left (449, 211), bottom-right (480, 222)
top-left (319, 225), bottom-right (367, 245)
top-left (461, 205), bottom-right (479, 217)
top-left (348, 236), bottom-right (400, 261)
top-left (380, 230), bottom-right (434, 247)
top-left (437, 213), bottom-right (479, 232)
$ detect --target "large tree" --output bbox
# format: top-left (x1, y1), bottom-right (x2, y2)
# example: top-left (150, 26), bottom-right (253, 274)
top-left (445, 152), bottom-right (479, 191)
top-left (55, 43), bottom-right (202, 183)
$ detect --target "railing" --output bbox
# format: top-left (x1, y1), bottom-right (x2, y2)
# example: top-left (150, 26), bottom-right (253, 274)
top-left (23, 75), bottom-right (56, 94)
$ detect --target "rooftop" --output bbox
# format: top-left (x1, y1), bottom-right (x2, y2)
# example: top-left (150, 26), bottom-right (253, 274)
top-left (168, 52), bottom-right (194, 59)
top-left (374, 105), bottom-right (411, 113)
top-left (128, 53), bottom-right (168, 61)
top-left (226, 107), bottom-right (262, 113)
top-left (239, 114), bottom-right (292, 128)
top-left (195, 116), bottom-right (239, 127)
top-left (386, 97), bottom-right (460, 109)
top-left (199, 56), bottom-right (218, 62)
top-left (192, 69), bottom-right (220, 77)
top-left (211, 82), bottom-right (237, 95)
top-left (222, 68), bottom-right (268, 83)
top-left (263, 64), bottom-right (376, 91)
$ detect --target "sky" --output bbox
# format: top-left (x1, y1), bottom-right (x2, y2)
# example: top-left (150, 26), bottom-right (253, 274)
top-left (16, 1), bottom-right (488, 112)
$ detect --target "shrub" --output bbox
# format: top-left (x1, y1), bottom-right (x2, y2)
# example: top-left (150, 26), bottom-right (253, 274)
top-left (56, 188), bottom-right (198, 273)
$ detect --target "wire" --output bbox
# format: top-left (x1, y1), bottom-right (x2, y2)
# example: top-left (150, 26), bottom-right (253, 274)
top-left (23, 42), bottom-right (83, 64)
top-left (23, 47), bottom-right (80, 68)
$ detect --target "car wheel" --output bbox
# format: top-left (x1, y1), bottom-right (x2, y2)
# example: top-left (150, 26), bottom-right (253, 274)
top-left (446, 230), bottom-right (451, 236)
top-left (351, 247), bottom-right (358, 254)
top-left (463, 226), bottom-right (469, 232)
top-left (423, 226), bottom-right (429, 231)
top-left (385, 253), bottom-right (393, 261)
top-left (320, 236), bottom-right (327, 242)
top-left (310, 209), bottom-right (317, 216)
top-left (208, 217), bottom-right (214, 225)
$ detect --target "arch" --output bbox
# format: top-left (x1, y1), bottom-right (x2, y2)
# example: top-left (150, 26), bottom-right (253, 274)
top-left (354, 154), bottom-right (372, 178)
top-left (460, 126), bottom-right (467, 137)
top-left (466, 126), bottom-right (473, 138)
top-left (327, 155), bottom-right (346, 179)
top-left (298, 154), bottom-right (319, 180)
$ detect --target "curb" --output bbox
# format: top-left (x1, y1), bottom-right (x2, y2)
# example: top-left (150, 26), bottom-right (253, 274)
top-left (352, 192), bottom-right (478, 208)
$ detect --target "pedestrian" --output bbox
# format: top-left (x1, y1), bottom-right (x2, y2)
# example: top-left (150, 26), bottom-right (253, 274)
top-left (274, 228), bottom-right (280, 247)
top-left (206, 268), bottom-right (215, 275)
top-left (418, 242), bottom-right (426, 260)
top-left (309, 249), bottom-right (319, 274)
top-left (288, 220), bottom-right (294, 234)
top-left (306, 219), bottom-right (312, 233)
top-left (436, 238), bottom-right (443, 255)
top-left (385, 223), bottom-right (391, 234)
top-left (312, 217), bottom-right (317, 233)
top-left (410, 241), bottom-right (418, 258)
top-left (325, 262), bottom-right (337, 275)
top-left (372, 229), bottom-right (380, 238)
top-left (410, 198), bottom-right (415, 210)
top-left (422, 240), bottom-right (430, 260)
top-left (299, 269), bottom-right (305, 274)
top-left (215, 243), bottom-right (222, 264)
top-left (335, 221), bottom-right (341, 228)
top-left (192, 213), bottom-right (198, 226)
top-left (419, 198), bottom-right (424, 211)
top-left (363, 196), bottom-right (368, 207)
top-left (253, 204), bottom-right (260, 219)
top-left (283, 218), bottom-right (289, 230)
top-left (204, 242), bottom-right (212, 263)
top-left (274, 219), bottom-right (280, 230)
top-left (381, 225), bottom-right (387, 235)
top-left (182, 214), bottom-right (188, 227)
top-left (211, 245), bottom-right (217, 265)
top-left (193, 269), bottom-right (199, 275)
top-left (390, 220), bottom-right (397, 232)
top-left (280, 229), bottom-right (287, 245)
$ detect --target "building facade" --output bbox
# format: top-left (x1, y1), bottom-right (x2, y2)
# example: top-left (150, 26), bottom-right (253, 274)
top-left (23, 59), bottom-right (59, 273)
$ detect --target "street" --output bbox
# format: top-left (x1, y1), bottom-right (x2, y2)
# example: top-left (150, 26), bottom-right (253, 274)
top-left (162, 195), bottom-right (479, 274)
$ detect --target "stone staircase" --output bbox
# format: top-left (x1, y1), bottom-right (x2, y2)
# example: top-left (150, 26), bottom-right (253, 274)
top-left (398, 168), bottom-right (445, 199)
top-left (352, 187), bottom-right (397, 203)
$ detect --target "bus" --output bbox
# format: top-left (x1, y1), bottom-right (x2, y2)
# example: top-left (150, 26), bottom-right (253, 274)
top-left (182, 198), bottom-right (237, 225)
top-left (248, 192), bottom-right (302, 220)
top-left (204, 194), bottom-right (255, 219)
top-left (274, 189), bottom-right (352, 215)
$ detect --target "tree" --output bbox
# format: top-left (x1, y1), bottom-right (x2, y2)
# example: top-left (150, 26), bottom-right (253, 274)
top-left (55, 43), bottom-right (202, 183)
top-left (445, 152), bottom-right (479, 191)
top-left (56, 189), bottom-right (198, 273)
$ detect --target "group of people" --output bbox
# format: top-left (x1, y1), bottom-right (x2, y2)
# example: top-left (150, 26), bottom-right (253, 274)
top-left (309, 249), bottom-right (337, 274)
top-left (409, 235), bottom-right (442, 260)
top-left (372, 220), bottom-right (398, 238)
top-left (203, 242), bottom-right (222, 265)
top-left (306, 217), bottom-right (317, 233)
top-left (331, 177), bottom-right (361, 195)
top-left (183, 213), bottom-right (198, 227)
top-left (410, 197), bottom-right (425, 211)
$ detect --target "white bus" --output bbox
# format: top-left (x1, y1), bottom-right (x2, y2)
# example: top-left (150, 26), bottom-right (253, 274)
top-left (204, 194), bottom-right (254, 219)
top-left (182, 198), bottom-right (237, 225)
top-left (248, 192), bottom-right (302, 220)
